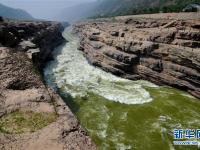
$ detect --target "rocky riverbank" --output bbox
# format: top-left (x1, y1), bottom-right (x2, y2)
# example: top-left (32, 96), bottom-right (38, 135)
top-left (0, 18), bottom-right (96, 150)
top-left (74, 12), bottom-right (200, 99)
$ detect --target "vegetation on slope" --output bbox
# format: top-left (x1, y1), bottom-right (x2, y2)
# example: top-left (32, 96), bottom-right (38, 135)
top-left (0, 110), bottom-right (57, 134)
top-left (91, 0), bottom-right (200, 18)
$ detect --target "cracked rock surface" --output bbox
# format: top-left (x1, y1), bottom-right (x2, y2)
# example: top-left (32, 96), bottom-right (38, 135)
top-left (0, 19), bottom-right (97, 150)
top-left (74, 12), bottom-right (200, 99)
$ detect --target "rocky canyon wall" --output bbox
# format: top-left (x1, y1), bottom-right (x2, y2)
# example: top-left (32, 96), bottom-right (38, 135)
top-left (74, 13), bottom-right (200, 99)
top-left (0, 18), bottom-right (96, 150)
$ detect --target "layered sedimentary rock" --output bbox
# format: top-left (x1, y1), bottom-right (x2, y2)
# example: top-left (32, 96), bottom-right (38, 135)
top-left (0, 18), bottom-right (96, 149)
top-left (0, 19), bottom-right (65, 68)
top-left (74, 13), bottom-right (200, 99)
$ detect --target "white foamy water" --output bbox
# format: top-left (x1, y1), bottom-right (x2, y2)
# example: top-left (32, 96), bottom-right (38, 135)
top-left (44, 28), bottom-right (157, 105)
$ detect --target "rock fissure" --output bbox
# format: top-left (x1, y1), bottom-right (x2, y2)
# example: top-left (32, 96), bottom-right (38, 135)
top-left (0, 18), bottom-right (97, 150)
top-left (74, 13), bottom-right (200, 99)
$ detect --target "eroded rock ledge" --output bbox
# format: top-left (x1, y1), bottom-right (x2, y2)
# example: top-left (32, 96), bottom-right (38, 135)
top-left (0, 18), bottom-right (96, 149)
top-left (74, 13), bottom-right (200, 99)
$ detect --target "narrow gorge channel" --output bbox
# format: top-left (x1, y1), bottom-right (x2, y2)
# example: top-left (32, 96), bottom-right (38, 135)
top-left (44, 28), bottom-right (200, 150)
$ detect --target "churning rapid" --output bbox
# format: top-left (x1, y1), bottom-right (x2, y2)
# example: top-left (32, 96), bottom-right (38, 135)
top-left (44, 28), bottom-right (157, 105)
top-left (44, 28), bottom-right (200, 150)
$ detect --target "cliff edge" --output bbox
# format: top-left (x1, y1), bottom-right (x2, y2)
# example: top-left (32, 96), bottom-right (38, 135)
top-left (74, 12), bottom-right (200, 99)
top-left (0, 18), bottom-right (96, 150)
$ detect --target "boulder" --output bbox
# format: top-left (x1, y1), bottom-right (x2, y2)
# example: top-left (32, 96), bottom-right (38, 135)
top-left (18, 40), bottom-right (37, 51)
top-left (27, 48), bottom-right (40, 59)
top-left (92, 32), bottom-right (100, 35)
top-left (89, 35), bottom-right (101, 41)
top-left (110, 31), bottom-right (119, 37)
top-left (149, 31), bottom-right (176, 44)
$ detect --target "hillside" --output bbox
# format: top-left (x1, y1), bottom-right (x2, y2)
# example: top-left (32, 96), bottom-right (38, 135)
top-left (58, 0), bottom-right (199, 22)
top-left (92, 0), bottom-right (200, 17)
top-left (0, 3), bottom-right (34, 20)
top-left (57, 2), bottom-right (98, 23)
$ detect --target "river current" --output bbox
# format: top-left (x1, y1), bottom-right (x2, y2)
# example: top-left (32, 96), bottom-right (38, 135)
top-left (44, 28), bottom-right (200, 150)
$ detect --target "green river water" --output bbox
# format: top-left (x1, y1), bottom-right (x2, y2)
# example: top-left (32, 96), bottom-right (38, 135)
top-left (44, 28), bottom-right (200, 150)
